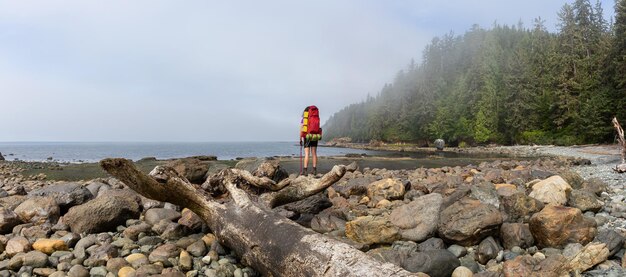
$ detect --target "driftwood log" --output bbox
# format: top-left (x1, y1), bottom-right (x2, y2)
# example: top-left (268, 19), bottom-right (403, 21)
top-left (100, 158), bottom-right (422, 277)
top-left (612, 117), bottom-right (626, 173)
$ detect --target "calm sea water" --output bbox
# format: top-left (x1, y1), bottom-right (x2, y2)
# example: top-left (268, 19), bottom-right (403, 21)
top-left (0, 142), bottom-right (385, 163)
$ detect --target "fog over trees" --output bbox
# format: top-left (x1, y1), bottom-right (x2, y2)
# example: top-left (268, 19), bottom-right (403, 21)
top-left (324, 0), bottom-right (626, 146)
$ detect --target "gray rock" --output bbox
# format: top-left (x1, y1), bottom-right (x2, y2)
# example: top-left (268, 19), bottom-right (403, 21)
top-left (332, 177), bottom-right (376, 198)
top-left (0, 207), bottom-right (22, 234)
top-left (67, 264), bottom-right (90, 277)
top-left (310, 209), bottom-right (346, 234)
top-left (476, 236), bottom-right (501, 265)
top-left (22, 250), bottom-right (48, 268)
top-left (14, 196), bottom-right (60, 225)
top-left (438, 197), bottom-right (502, 246)
top-left (8, 253), bottom-right (24, 270)
top-left (186, 240), bottom-right (208, 257)
top-left (447, 245), bottom-right (467, 258)
top-left (144, 208), bottom-right (181, 225)
top-left (137, 235), bottom-right (163, 246)
top-left (470, 182), bottom-right (500, 208)
top-left (594, 229), bottom-right (624, 257)
top-left (148, 243), bottom-right (180, 266)
top-left (135, 264), bottom-right (163, 276)
top-left (390, 193), bottom-right (443, 242)
top-left (89, 266), bottom-right (108, 277)
top-left (122, 222), bottom-right (152, 241)
top-left (28, 183), bottom-right (93, 211)
top-left (568, 190), bottom-right (603, 213)
top-left (418, 237), bottom-right (445, 251)
top-left (499, 193), bottom-right (545, 223)
top-left (84, 244), bottom-right (118, 267)
top-left (63, 193), bottom-right (140, 234)
top-left (500, 223), bottom-right (534, 249)
top-left (403, 249), bottom-right (460, 277)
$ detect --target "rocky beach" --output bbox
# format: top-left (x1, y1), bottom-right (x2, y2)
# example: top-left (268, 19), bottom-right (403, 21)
top-left (0, 145), bottom-right (623, 276)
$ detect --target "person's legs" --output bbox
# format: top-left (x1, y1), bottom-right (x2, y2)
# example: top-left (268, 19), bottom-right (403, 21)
top-left (311, 146), bottom-right (317, 174)
top-left (303, 146), bottom-right (310, 174)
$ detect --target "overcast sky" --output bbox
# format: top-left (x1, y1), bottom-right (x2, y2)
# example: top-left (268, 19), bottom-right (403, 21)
top-left (0, 0), bottom-right (615, 142)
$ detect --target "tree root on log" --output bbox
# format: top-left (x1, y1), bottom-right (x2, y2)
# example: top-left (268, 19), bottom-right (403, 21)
top-left (100, 158), bottom-right (422, 277)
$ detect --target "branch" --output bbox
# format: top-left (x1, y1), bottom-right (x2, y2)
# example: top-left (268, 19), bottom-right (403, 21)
top-left (100, 158), bottom-right (222, 217)
top-left (262, 162), bottom-right (357, 208)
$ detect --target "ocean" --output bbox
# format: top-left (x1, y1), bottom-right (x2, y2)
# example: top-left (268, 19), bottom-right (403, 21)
top-left (0, 142), bottom-right (383, 163)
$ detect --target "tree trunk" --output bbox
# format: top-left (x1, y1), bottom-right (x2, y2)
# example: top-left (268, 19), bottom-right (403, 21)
top-left (612, 117), bottom-right (626, 172)
top-left (100, 158), bottom-right (422, 277)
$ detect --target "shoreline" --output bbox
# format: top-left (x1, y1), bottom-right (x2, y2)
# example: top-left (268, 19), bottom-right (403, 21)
top-left (0, 144), bottom-right (625, 276)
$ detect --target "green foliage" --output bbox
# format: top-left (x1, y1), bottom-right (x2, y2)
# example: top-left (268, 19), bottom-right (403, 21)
top-left (519, 130), bottom-right (552, 145)
top-left (322, 0), bottom-right (623, 146)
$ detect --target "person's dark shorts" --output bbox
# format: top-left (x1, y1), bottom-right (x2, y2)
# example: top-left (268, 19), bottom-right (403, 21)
top-left (304, 138), bottom-right (318, 148)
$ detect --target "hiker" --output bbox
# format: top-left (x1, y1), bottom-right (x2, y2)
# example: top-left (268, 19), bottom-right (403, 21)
top-left (300, 105), bottom-right (322, 175)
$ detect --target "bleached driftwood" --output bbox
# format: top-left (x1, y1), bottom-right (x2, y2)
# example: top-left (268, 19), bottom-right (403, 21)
top-left (100, 158), bottom-right (422, 277)
top-left (612, 117), bottom-right (626, 173)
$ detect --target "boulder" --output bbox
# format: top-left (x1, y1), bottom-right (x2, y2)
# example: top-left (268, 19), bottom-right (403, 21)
top-left (0, 195), bottom-right (28, 210)
top-left (14, 196), bottom-right (60, 224)
top-left (567, 190), bottom-right (603, 213)
top-left (581, 178), bottom-right (607, 196)
top-left (367, 178), bottom-right (406, 203)
top-left (594, 229), bottom-right (624, 257)
top-left (144, 208), bottom-right (181, 225)
top-left (345, 215), bottom-right (400, 245)
top-left (438, 197), bottom-right (502, 246)
top-left (403, 250), bottom-right (460, 277)
top-left (0, 207), bottom-right (22, 234)
top-left (251, 159), bottom-right (288, 182)
top-left (165, 158), bottom-right (211, 184)
top-left (0, 152), bottom-right (4, 161)
top-left (333, 177), bottom-right (376, 198)
top-left (528, 176), bottom-right (571, 205)
top-left (63, 194), bottom-right (140, 234)
top-left (499, 193), bottom-right (544, 223)
top-left (417, 238), bottom-right (445, 251)
top-left (28, 182), bottom-right (93, 211)
top-left (311, 209), bottom-right (346, 234)
top-left (500, 223), bottom-right (534, 250)
top-left (566, 242), bottom-right (609, 273)
top-left (470, 182), bottom-right (500, 208)
top-left (502, 254), bottom-right (568, 277)
top-left (529, 205), bottom-right (597, 248)
top-left (390, 193), bottom-right (443, 242)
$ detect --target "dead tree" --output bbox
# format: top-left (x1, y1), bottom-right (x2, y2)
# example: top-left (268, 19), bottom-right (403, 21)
top-left (612, 117), bottom-right (626, 173)
top-left (100, 158), bottom-right (422, 277)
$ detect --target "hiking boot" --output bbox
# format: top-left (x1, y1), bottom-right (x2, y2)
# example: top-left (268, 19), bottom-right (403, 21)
top-left (313, 167), bottom-right (317, 175)
top-left (301, 168), bottom-right (307, 176)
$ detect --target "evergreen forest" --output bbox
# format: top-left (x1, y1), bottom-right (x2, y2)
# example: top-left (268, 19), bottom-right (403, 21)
top-left (323, 0), bottom-right (626, 146)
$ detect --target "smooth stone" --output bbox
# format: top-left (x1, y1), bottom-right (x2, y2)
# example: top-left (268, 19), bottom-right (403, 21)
top-left (451, 266), bottom-right (473, 277)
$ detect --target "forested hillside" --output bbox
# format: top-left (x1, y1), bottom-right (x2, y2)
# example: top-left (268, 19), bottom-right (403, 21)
top-left (324, 0), bottom-right (626, 146)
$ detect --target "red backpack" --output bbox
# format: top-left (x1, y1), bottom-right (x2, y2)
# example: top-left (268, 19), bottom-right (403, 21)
top-left (301, 106), bottom-right (322, 139)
